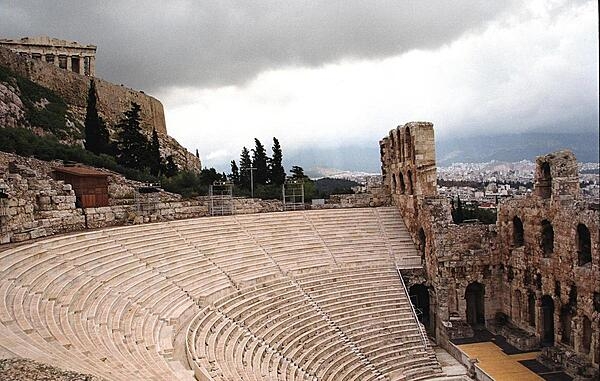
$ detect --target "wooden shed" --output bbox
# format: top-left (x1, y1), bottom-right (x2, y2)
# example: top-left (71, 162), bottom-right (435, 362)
top-left (54, 166), bottom-right (110, 208)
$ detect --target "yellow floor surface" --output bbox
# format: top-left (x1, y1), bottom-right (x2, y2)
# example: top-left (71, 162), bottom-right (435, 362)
top-left (458, 342), bottom-right (543, 381)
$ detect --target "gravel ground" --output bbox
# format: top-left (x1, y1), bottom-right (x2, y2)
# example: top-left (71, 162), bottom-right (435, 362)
top-left (0, 358), bottom-right (104, 381)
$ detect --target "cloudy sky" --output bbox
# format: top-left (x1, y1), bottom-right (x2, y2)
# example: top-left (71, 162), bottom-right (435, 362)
top-left (1, 0), bottom-right (598, 171)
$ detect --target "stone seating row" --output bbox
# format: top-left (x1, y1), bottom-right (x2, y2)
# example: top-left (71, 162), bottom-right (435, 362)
top-left (0, 206), bottom-right (429, 380)
top-left (186, 265), bottom-right (441, 381)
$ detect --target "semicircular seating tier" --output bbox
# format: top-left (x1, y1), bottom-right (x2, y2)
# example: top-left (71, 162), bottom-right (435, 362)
top-left (0, 207), bottom-right (440, 381)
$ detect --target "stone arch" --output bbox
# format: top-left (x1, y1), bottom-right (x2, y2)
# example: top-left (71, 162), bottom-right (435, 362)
top-left (398, 172), bottom-right (406, 194)
top-left (560, 306), bottom-right (574, 346)
top-left (418, 228), bottom-right (426, 261)
top-left (409, 284), bottom-right (431, 332)
top-left (527, 292), bottom-right (536, 327)
top-left (391, 173), bottom-right (397, 194)
top-left (538, 161), bottom-right (552, 199)
top-left (405, 126), bottom-right (412, 161)
top-left (407, 170), bottom-right (414, 195)
top-left (582, 315), bottom-right (592, 354)
top-left (576, 223), bottom-right (591, 266)
top-left (512, 289), bottom-right (522, 323)
top-left (541, 219), bottom-right (554, 257)
top-left (513, 216), bottom-right (524, 247)
top-left (465, 282), bottom-right (485, 326)
top-left (541, 295), bottom-right (555, 346)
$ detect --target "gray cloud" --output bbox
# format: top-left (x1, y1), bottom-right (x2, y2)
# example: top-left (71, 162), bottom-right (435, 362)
top-left (0, 1), bottom-right (517, 92)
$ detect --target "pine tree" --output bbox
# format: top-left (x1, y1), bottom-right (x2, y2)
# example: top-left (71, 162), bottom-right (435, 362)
top-left (290, 165), bottom-right (306, 179)
top-left (239, 147), bottom-right (252, 189)
top-left (252, 138), bottom-right (268, 185)
top-left (229, 160), bottom-right (240, 185)
top-left (84, 80), bottom-right (111, 155)
top-left (195, 149), bottom-right (200, 159)
top-left (115, 102), bottom-right (147, 170)
top-left (163, 155), bottom-right (178, 177)
top-left (269, 137), bottom-right (286, 186)
top-left (148, 128), bottom-right (162, 176)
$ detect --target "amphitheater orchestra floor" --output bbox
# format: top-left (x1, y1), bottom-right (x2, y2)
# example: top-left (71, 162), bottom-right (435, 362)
top-left (454, 330), bottom-right (572, 381)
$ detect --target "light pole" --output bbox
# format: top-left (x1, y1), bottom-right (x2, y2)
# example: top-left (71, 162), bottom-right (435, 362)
top-left (246, 167), bottom-right (256, 198)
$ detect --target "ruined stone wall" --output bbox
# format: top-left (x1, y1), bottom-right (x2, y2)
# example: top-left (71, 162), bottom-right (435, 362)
top-left (0, 152), bottom-right (278, 244)
top-left (495, 152), bottom-right (599, 368)
top-left (380, 123), bottom-right (599, 375)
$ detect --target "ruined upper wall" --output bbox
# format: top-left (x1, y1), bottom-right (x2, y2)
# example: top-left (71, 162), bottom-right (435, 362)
top-left (380, 121), bottom-right (437, 198)
top-left (534, 150), bottom-right (580, 200)
top-left (0, 45), bottom-right (166, 135)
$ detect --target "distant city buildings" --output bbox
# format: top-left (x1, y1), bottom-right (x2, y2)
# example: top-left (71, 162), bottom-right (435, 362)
top-left (0, 36), bottom-right (97, 76)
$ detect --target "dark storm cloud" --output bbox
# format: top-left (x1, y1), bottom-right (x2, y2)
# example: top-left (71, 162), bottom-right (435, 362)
top-left (0, 1), bottom-right (516, 92)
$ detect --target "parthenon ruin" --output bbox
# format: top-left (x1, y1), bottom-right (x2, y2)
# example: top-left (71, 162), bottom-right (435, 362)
top-left (0, 36), bottom-right (96, 76)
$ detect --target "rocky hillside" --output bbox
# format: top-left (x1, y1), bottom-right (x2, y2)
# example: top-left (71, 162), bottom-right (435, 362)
top-left (0, 46), bottom-right (200, 172)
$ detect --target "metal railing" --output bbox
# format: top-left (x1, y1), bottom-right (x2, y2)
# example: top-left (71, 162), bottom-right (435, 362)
top-left (396, 267), bottom-right (430, 350)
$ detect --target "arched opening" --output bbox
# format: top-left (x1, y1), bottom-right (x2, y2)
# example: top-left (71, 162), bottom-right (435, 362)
top-left (538, 162), bottom-right (552, 199)
top-left (398, 172), bottom-right (406, 194)
top-left (582, 315), bottom-right (592, 354)
top-left (577, 224), bottom-right (591, 266)
top-left (541, 220), bottom-right (554, 257)
top-left (513, 216), bottom-right (524, 247)
top-left (409, 284), bottom-right (431, 333)
top-left (407, 170), bottom-right (414, 195)
top-left (527, 292), bottom-right (536, 327)
top-left (540, 295), bottom-right (555, 346)
top-left (512, 289), bottom-right (522, 323)
top-left (418, 228), bottom-right (426, 261)
top-left (560, 306), bottom-right (573, 346)
top-left (405, 127), bottom-right (412, 160)
top-left (391, 174), bottom-right (397, 194)
top-left (465, 282), bottom-right (485, 326)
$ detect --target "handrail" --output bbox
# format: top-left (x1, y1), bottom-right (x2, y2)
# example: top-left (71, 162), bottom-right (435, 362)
top-left (396, 267), bottom-right (430, 350)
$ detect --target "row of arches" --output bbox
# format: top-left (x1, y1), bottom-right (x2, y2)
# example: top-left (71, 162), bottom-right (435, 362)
top-left (512, 290), bottom-right (595, 355)
top-left (512, 216), bottom-right (592, 266)
top-left (391, 170), bottom-right (414, 195)
top-left (388, 126), bottom-right (414, 164)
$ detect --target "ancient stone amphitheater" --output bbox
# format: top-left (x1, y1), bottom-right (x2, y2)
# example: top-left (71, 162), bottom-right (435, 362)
top-left (0, 207), bottom-right (448, 381)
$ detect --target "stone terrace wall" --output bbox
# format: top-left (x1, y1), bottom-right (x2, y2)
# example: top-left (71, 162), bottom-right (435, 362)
top-left (0, 152), bottom-right (278, 244)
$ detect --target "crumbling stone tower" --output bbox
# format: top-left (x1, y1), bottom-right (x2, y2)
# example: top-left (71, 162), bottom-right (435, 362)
top-left (534, 150), bottom-right (580, 200)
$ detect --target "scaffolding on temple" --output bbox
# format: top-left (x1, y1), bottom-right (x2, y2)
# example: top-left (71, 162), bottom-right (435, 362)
top-left (209, 181), bottom-right (234, 216)
top-left (134, 182), bottom-right (161, 215)
top-left (282, 179), bottom-right (305, 211)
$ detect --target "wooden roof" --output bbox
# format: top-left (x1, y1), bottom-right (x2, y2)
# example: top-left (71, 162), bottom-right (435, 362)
top-left (54, 166), bottom-right (110, 177)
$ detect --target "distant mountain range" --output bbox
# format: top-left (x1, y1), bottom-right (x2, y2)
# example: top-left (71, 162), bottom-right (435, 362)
top-left (283, 131), bottom-right (599, 175)
top-left (436, 132), bottom-right (599, 166)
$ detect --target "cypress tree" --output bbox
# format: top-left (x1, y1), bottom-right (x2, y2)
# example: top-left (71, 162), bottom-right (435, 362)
top-left (229, 160), bottom-right (240, 185)
top-left (252, 138), bottom-right (268, 185)
top-left (84, 80), bottom-right (111, 155)
top-left (239, 147), bottom-right (252, 189)
top-left (115, 102), bottom-right (147, 170)
top-left (149, 128), bottom-right (162, 176)
top-left (269, 137), bottom-right (286, 186)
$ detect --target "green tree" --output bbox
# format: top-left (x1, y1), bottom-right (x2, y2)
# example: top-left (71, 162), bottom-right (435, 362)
top-left (451, 195), bottom-right (465, 224)
top-left (229, 160), bottom-right (240, 185)
top-left (290, 165), bottom-right (306, 179)
top-left (252, 138), bottom-right (269, 185)
top-left (115, 102), bottom-right (147, 170)
top-left (239, 146), bottom-right (252, 189)
top-left (269, 137), bottom-right (286, 186)
top-left (148, 128), bottom-right (162, 176)
top-left (163, 155), bottom-right (178, 177)
top-left (84, 80), bottom-right (111, 155)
